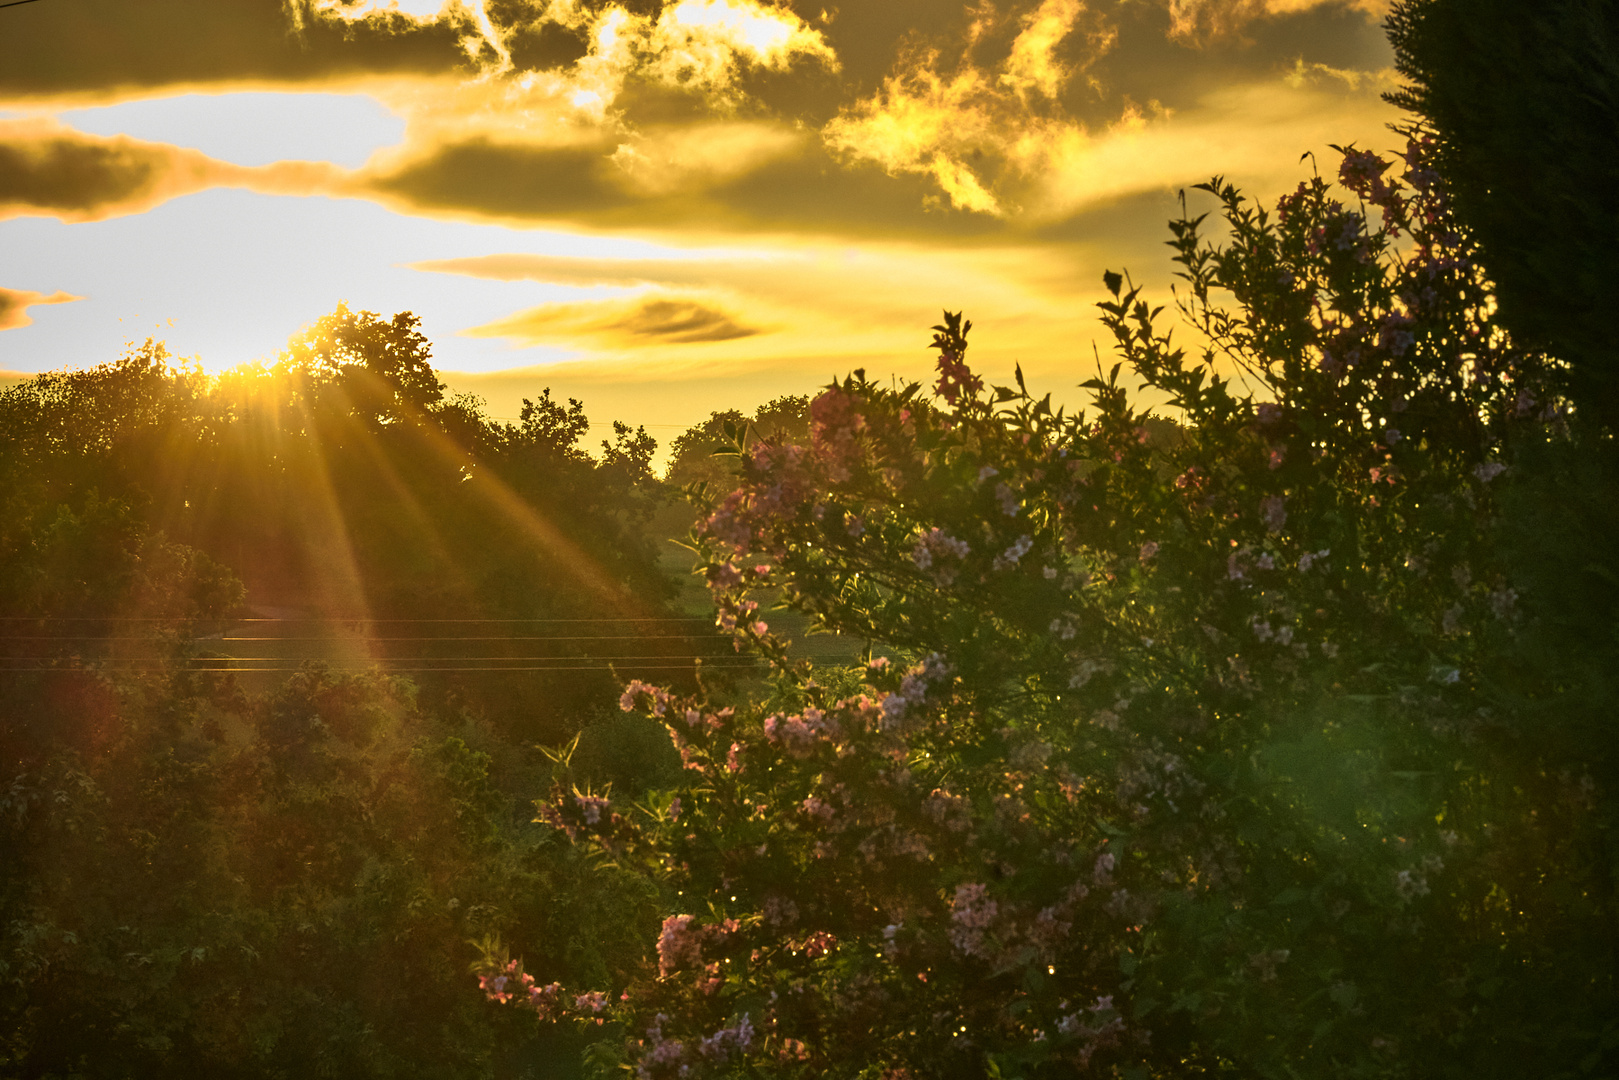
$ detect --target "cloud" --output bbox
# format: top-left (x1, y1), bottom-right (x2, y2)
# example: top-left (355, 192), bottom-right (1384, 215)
top-left (1025, 67), bottom-right (1403, 221)
top-left (4, 0), bottom-right (1393, 242)
top-left (820, 0), bottom-right (1398, 224)
top-left (0, 286), bottom-right (83, 332)
top-left (615, 0), bottom-right (839, 96)
top-left (298, 0), bottom-right (837, 108)
top-left (608, 120), bottom-right (805, 195)
top-left (411, 237), bottom-right (1117, 382)
top-left (467, 291), bottom-right (763, 347)
top-left (0, 118), bottom-right (347, 223)
top-left (0, 0), bottom-right (473, 98)
top-left (411, 251), bottom-right (752, 287)
top-left (822, 0), bottom-right (1122, 216)
top-left (1164, 0), bottom-right (1390, 46)
top-left (1002, 0), bottom-right (1108, 101)
top-left (323, 2), bottom-right (833, 220)
top-left (297, 0), bottom-right (516, 69)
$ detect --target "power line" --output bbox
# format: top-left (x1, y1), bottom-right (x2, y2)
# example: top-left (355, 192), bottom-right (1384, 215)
top-left (0, 0), bottom-right (48, 9)
top-left (0, 664), bottom-right (758, 673)
top-left (0, 634), bottom-right (720, 642)
top-left (0, 663), bottom-right (757, 670)
top-left (1, 654), bottom-right (745, 662)
top-left (0, 616), bottom-right (714, 624)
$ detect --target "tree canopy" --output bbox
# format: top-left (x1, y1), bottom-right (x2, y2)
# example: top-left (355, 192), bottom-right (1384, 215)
top-left (1387, 0), bottom-right (1619, 425)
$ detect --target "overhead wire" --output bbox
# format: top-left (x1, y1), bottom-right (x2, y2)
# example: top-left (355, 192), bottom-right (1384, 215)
top-left (0, 616), bottom-right (715, 623)
top-left (0, 665), bottom-right (759, 673)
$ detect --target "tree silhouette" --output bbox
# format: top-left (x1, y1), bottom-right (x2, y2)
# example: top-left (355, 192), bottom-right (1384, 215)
top-left (1387, 0), bottom-right (1619, 426)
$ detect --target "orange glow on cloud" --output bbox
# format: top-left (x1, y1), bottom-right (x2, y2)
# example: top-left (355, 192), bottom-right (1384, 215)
top-left (0, 0), bottom-right (1408, 438)
top-left (0, 285), bottom-right (83, 331)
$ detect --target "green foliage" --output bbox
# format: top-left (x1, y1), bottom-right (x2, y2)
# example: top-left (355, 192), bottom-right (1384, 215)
top-left (280, 302), bottom-right (447, 429)
top-left (665, 396), bottom-right (810, 490)
top-left (506, 141), bottom-right (1617, 1079)
top-left (0, 661), bottom-right (661, 1079)
top-left (0, 306), bottom-right (698, 1079)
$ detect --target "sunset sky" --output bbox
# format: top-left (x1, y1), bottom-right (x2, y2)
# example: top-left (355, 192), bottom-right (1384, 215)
top-left (0, 0), bottom-right (1403, 436)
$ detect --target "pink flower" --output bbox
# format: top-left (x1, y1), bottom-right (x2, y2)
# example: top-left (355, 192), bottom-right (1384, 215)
top-left (801, 931), bottom-right (837, 959)
top-left (762, 895), bottom-right (799, 927)
top-left (657, 915), bottom-right (703, 975)
top-left (1260, 495), bottom-right (1287, 533)
top-left (619, 679), bottom-right (649, 711)
top-left (763, 713), bottom-right (816, 755)
top-left (1338, 146), bottom-right (1398, 206)
top-left (935, 351), bottom-right (983, 405)
top-left (912, 528), bottom-right (971, 574)
top-left (949, 883), bottom-right (998, 957)
top-left (995, 482), bottom-right (1020, 516)
top-left (801, 795), bottom-right (835, 823)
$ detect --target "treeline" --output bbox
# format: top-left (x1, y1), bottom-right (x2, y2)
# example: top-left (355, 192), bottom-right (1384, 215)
top-left (0, 305), bottom-right (800, 1078)
top-left (0, 304), bottom-right (723, 737)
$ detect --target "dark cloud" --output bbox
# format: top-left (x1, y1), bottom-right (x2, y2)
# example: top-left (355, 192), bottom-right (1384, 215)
top-left (615, 297), bottom-right (759, 342)
top-left (0, 0), bottom-right (470, 97)
top-left (777, 0), bottom-right (988, 91)
top-left (0, 0), bottom-right (1397, 253)
top-left (0, 131), bottom-right (156, 211)
top-left (0, 120), bottom-right (339, 222)
top-left (364, 131), bottom-right (1010, 241)
top-left (1086, 0), bottom-right (1391, 117)
top-left (714, 147), bottom-right (1008, 238)
top-left (470, 293), bottom-right (762, 347)
top-left (368, 139), bottom-right (636, 221)
top-left (497, 13), bottom-right (593, 72)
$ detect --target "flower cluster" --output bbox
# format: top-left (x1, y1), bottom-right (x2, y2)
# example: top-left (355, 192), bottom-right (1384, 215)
top-left (492, 139), bottom-right (1580, 1080)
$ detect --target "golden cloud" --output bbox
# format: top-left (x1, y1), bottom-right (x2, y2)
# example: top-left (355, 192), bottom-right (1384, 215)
top-left (413, 237), bottom-right (1107, 383)
top-left (1026, 69), bottom-right (1403, 221)
top-left (821, 0), bottom-right (1399, 224)
top-left (313, 0), bottom-right (836, 106)
top-left (823, 0), bottom-right (1119, 217)
top-left (1002, 0), bottom-right (1109, 102)
top-left (608, 120), bottom-right (804, 195)
top-left (1165, 0), bottom-right (1391, 45)
top-left (466, 291), bottom-right (764, 348)
top-left (0, 118), bottom-right (347, 223)
top-left (341, 1), bottom-right (834, 211)
top-left (0, 286), bottom-right (84, 332)
top-left (294, 0), bottom-right (513, 67)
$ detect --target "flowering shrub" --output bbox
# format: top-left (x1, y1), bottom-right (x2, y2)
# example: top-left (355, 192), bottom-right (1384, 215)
top-left (485, 138), bottom-right (1615, 1078)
